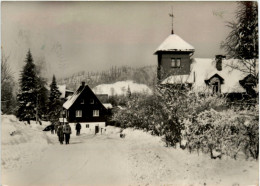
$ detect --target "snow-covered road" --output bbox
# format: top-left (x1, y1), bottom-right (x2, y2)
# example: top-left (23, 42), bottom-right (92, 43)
top-left (2, 132), bottom-right (131, 186)
top-left (1, 116), bottom-right (259, 186)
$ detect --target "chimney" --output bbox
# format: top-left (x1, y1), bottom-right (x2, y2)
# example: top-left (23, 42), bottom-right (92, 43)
top-left (215, 55), bottom-right (225, 71)
top-left (81, 81), bottom-right (85, 87)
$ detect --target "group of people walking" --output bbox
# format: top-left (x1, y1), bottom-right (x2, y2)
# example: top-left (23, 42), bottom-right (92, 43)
top-left (56, 122), bottom-right (82, 145)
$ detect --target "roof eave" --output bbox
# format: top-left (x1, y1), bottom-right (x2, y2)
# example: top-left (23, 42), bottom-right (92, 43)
top-left (154, 49), bottom-right (195, 55)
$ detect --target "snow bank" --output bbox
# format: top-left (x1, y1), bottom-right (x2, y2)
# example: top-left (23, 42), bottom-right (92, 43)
top-left (93, 80), bottom-right (153, 96)
top-left (119, 127), bottom-right (258, 186)
top-left (104, 126), bottom-right (122, 135)
top-left (1, 115), bottom-right (51, 170)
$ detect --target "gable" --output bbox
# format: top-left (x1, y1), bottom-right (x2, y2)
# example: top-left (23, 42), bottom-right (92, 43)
top-left (75, 86), bottom-right (106, 110)
top-left (239, 74), bottom-right (258, 87)
top-left (205, 74), bottom-right (224, 85)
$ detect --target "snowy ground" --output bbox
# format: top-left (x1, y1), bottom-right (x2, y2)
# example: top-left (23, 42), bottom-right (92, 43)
top-left (1, 115), bottom-right (259, 186)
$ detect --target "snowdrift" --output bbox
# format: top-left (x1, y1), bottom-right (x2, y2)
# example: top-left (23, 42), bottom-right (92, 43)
top-left (1, 115), bottom-right (51, 169)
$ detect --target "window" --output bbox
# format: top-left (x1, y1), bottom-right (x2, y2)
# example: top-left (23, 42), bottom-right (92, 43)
top-left (80, 99), bottom-right (84, 104)
top-left (211, 78), bottom-right (221, 94)
top-left (171, 58), bottom-right (181, 68)
top-left (90, 99), bottom-right (94, 104)
top-left (212, 82), bottom-right (219, 94)
top-left (76, 110), bottom-right (82, 117)
top-left (93, 110), bottom-right (99, 117)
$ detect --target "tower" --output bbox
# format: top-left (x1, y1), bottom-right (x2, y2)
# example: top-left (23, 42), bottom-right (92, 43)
top-left (154, 9), bottom-right (195, 83)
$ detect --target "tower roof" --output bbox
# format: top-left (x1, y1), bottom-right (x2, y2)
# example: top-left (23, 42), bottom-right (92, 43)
top-left (154, 34), bottom-right (195, 54)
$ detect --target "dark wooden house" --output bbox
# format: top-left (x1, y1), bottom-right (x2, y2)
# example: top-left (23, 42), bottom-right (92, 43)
top-left (63, 82), bottom-right (107, 123)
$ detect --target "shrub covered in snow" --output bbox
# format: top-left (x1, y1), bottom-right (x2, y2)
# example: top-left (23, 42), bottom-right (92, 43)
top-left (112, 85), bottom-right (259, 160)
top-left (185, 107), bottom-right (259, 159)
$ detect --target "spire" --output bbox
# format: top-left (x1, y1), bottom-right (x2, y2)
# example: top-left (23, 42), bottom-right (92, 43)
top-left (169, 6), bottom-right (174, 34)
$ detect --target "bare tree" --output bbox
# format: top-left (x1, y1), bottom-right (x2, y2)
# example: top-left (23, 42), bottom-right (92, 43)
top-left (1, 50), bottom-right (16, 114)
top-left (1, 52), bottom-right (13, 84)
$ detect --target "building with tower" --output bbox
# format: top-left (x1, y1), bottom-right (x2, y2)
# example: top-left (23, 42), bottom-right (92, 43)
top-left (154, 16), bottom-right (258, 97)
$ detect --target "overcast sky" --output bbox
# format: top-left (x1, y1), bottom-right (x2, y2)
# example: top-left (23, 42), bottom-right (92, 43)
top-left (2, 1), bottom-right (238, 80)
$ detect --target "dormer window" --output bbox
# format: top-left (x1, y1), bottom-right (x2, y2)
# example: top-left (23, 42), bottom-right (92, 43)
top-left (205, 74), bottom-right (224, 95)
top-left (80, 99), bottom-right (84, 104)
top-left (171, 58), bottom-right (181, 68)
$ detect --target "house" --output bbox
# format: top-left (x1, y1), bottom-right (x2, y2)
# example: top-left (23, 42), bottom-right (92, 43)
top-left (57, 85), bottom-right (74, 100)
top-left (155, 32), bottom-right (258, 97)
top-left (62, 82), bottom-right (108, 134)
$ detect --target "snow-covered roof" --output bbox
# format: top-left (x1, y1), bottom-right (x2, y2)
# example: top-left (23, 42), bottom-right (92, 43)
top-left (103, 103), bottom-right (113, 109)
top-left (162, 58), bottom-right (258, 93)
top-left (66, 95), bottom-right (72, 100)
top-left (58, 85), bottom-right (66, 98)
top-left (154, 34), bottom-right (195, 54)
top-left (162, 74), bottom-right (194, 84)
top-left (63, 86), bottom-right (85, 109)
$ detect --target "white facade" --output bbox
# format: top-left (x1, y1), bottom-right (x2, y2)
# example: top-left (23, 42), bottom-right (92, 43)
top-left (69, 122), bottom-right (106, 136)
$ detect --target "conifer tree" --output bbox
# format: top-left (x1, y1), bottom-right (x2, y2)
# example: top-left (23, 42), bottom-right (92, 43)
top-left (48, 75), bottom-right (62, 123)
top-left (221, 2), bottom-right (258, 76)
top-left (35, 58), bottom-right (49, 122)
top-left (17, 50), bottom-right (37, 123)
top-left (36, 77), bottom-right (48, 123)
top-left (127, 85), bottom-right (131, 98)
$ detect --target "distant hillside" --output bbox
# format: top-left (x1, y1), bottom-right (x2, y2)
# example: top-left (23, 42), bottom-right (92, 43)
top-left (58, 65), bottom-right (157, 91)
top-left (93, 80), bottom-right (153, 96)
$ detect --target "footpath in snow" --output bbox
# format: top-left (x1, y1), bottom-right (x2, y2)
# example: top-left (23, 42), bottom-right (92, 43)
top-left (1, 115), bottom-right (259, 186)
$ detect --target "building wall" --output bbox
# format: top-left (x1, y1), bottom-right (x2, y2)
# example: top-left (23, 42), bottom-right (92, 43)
top-left (69, 122), bottom-right (106, 135)
top-left (158, 52), bottom-right (192, 80)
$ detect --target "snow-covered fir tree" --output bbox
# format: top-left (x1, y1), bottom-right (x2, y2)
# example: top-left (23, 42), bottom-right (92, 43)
top-left (48, 75), bottom-right (62, 123)
top-left (36, 76), bottom-right (48, 122)
top-left (221, 1), bottom-right (258, 76)
top-left (17, 50), bottom-right (37, 123)
top-left (34, 59), bottom-right (49, 122)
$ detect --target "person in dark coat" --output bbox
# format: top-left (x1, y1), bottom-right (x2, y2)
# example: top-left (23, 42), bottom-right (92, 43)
top-left (75, 122), bottom-right (82, 136)
top-left (54, 122), bottom-right (59, 134)
top-left (63, 123), bottom-right (72, 144)
top-left (57, 124), bottom-right (64, 144)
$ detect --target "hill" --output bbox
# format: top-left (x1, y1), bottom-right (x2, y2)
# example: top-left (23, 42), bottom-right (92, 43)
top-left (58, 65), bottom-right (157, 91)
top-left (93, 80), bottom-right (153, 96)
